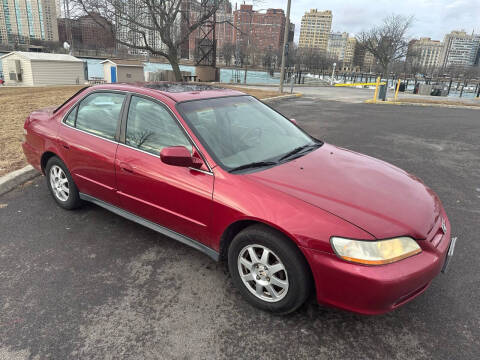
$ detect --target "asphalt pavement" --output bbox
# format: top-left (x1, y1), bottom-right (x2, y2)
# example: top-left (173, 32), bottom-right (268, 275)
top-left (1, 98), bottom-right (479, 359)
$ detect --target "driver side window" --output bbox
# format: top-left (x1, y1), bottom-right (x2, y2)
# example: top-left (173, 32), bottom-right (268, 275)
top-left (126, 96), bottom-right (192, 155)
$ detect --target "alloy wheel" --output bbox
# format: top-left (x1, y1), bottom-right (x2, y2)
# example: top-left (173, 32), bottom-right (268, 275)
top-left (237, 244), bottom-right (289, 302)
top-left (49, 165), bottom-right (69, 202)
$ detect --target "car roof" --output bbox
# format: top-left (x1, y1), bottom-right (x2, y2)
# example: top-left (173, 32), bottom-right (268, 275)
top-left (88, 83), bottom-right (246, 103)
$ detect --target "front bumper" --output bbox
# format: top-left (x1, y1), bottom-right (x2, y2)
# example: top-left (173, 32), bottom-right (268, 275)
top-left (301, 226), bottom-right (452, 315)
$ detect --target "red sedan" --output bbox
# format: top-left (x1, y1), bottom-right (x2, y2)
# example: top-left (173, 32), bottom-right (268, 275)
top-left (22, 83), bottom-right (456, 314)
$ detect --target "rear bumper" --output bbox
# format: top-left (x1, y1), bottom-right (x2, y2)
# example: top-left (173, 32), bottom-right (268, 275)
top-left (22, 141), bottom-right (42, 172)
top-left (301, 228), bottom-right (452, 315)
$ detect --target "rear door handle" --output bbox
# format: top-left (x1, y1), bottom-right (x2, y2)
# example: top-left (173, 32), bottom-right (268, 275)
top-left (60, 141), bottom-right (69, 149)
top-left (119, 162), bottom-right (134, 173)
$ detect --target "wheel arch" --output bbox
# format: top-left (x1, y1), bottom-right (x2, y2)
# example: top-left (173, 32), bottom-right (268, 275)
top-left (40, 151), bottom-right (62, 175)
top-left (219, 219), bottom-right (316, 295)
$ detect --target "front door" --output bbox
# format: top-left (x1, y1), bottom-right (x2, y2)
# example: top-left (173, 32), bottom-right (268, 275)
top-left (57, 91), bottom-right (126, 205)
top-left (115, 95), bottom-right (214, 245)
top-left (110, 66), bottom-right (117, 83)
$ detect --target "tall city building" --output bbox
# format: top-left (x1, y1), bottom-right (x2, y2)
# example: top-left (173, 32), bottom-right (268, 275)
top-left (441, 30), bottom-right (480, 67)
top-left (298, 9), bottom-right (332, 51)
top-left (186, 0), bottom-right (233, 60)
top-left (233, 5), bottom-right (286, 55)
top-left (0, 0), bottom-right (59, 45)
top-left (327, 32), bottom-right (348, 60)
top-left (353, 43), bottom-right (375, 72)
top-left (327, 32), bottom-right (356, 70)
top-left (408, 37), bottom-right (444, 69)
top-left (58, 14), bottom-right (115, 51)
top-left (115, 0), bottom-right (173, 56)
top-left (343, 36), bottom-right (356, 68)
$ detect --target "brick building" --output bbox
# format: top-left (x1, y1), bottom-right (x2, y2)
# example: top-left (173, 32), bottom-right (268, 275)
top-left (58, 14), bottom-right (115, 51)
top-left (183, 0), bottom-right (234, 60)
top-left (233, 5), bottom-right (286, 56)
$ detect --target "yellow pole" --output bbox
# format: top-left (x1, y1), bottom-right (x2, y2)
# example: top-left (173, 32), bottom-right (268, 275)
top-left (373, 76), bottom-right (381, 103)
top-left (395, 79), bottom-right (401, 102)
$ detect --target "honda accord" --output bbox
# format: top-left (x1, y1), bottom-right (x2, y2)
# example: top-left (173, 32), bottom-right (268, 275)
top-left (22, 83), bottom-right (456, 314)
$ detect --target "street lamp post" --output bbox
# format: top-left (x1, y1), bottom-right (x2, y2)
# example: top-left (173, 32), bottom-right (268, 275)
top-left (331, 62), bottom-right (337, 85)
top-left (279, 0), bottom-right (292, 93)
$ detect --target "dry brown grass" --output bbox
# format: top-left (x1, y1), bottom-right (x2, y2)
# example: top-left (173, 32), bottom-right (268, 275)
top-left (0, 85), bottom-right (85, 176)
top-left (220, 85), bottom-right (280, 99)
top-left (0, 84), bottom-right (281, 176)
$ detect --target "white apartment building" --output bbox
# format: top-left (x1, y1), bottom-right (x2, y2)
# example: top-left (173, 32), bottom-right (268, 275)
top-left (441, 30), bottom-right (480, 67)
top-left (409, 37), bottom-right (444, 69)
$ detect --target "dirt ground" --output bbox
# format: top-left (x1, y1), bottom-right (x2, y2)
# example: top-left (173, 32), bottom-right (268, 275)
top-left (0, 84), bottom-right (279, 177)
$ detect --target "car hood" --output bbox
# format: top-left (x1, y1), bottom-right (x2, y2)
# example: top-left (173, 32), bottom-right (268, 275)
top-left (247, 143), bottom-right (441, 240)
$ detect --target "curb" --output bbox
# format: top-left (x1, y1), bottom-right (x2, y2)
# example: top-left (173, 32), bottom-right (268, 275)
top-left (262, 93), bottom-right (302, 103)
top-left (364, 99), bottom-right (480, 110)
top-left (0, 165), bottom-right (41, 196)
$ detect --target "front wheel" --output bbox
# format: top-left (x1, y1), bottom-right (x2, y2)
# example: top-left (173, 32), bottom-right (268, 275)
top-left (46, 156), bottom-right (82, 210)
top-left (228, 224), bottom-right (312, 314)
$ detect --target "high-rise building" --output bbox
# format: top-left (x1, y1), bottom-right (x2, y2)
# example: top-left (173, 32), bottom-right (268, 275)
top-left (115, 0), bottom-right (173, 56)
top-left (233, 5), bottom-right (286, 55)
top-left (327, 32), bottom-right (348, 60)
top-left (58, 13), bottom-right (115, 51)
top-left (298, 9), bottom-right (332, 51)
top-left (0, 0), bottom-right (59, 45)
top-left (343, 37), bottom-right (356, 68)
top-left (408, 37), bottom-right (444, 69)
top-left (441, 30), bottom-right (480, 67)
top-left (185, 0), bottom-right (234, 60)
top-left (353, 43), bottom-right (375, 72)
top-left (327, 32), bottom-right (356, 70)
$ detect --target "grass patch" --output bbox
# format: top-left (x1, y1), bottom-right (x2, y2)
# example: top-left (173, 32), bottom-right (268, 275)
top-left (220, 85), bottom-right (280, 99)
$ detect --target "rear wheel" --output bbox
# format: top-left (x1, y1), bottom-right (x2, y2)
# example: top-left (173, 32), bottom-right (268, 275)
top-left (228, 224), bottom-right (312, 314)
top-left (46, 157), bottom-right (81, 210)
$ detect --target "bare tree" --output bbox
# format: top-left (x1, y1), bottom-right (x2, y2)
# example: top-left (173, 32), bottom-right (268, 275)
top-left (221, 42), bottom-right (235, 66)
top-left (75, 0), bottom-right (226, 81)
top-left (356, 15), bottom-right (413, 76)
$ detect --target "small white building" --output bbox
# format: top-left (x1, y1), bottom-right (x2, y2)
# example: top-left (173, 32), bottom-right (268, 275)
top-left (0, 51), bottom-right (86, 86)
top-left (101, 59), bottom-right (145, 83)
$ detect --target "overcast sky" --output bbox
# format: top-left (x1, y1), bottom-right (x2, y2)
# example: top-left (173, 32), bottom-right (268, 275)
top-left (241, 0), bottom-right (480, 42)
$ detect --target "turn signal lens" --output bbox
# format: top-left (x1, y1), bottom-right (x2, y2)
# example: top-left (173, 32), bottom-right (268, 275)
top-left (331, 236), bottom-right (421, 265)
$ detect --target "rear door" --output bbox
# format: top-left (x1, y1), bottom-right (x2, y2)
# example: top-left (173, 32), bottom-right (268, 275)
top-left (57, 91), bottom-right (126, 205)
top-left (115, 95), bottom-right (214, 245)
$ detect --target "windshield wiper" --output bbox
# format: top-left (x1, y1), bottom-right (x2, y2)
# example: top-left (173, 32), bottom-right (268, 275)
top-left (229, 161), bottom-right (278, 173)
top-left (278, 143), bottom-right (320, 162)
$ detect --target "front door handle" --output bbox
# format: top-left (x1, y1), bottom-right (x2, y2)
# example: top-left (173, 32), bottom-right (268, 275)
top-left (119, 162), bottom-right (134, 173)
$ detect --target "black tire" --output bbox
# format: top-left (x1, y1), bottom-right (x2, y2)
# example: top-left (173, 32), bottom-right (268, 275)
top-left (228, 224), bottom-right (312, 314)
top-left (45, 156), bottom-right (82, 210)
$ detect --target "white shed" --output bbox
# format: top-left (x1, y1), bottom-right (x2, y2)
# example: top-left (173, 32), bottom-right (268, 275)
top-left (0, 51), bottom-right (86, 86)
top-left (101, 59), bottom-right (145, 83)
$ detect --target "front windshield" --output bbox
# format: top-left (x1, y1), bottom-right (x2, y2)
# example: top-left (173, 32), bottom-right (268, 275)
top-left (177, 96), bottom-right (320, 171)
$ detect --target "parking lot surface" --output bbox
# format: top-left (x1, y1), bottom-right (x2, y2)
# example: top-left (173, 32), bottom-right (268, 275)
top-left (1, 98), bottom-right (479, 359)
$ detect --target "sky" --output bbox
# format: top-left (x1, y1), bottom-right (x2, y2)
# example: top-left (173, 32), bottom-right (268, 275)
top-left (241, 0), bottom-right (480, 42)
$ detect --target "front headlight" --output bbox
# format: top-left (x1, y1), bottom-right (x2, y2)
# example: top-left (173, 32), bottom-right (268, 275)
top-left (331, 236), bottom-right (421, 265)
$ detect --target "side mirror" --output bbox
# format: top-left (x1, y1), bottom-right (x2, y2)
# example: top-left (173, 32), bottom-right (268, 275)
top-left (160, 146), bottom-right (203, 169)
top-left (290, 118), bottom-right (298, 125)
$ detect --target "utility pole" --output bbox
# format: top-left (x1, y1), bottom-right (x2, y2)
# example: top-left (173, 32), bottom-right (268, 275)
top-left (279, 0), bottom-right (291, 93)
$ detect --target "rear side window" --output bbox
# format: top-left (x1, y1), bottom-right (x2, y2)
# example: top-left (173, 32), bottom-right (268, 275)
top-left (64, 107), bottom-right (77, 127)
top-left (125, 96), bottom-right (191, 155)
top-left (75, 92), bottom-right (125, 140)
